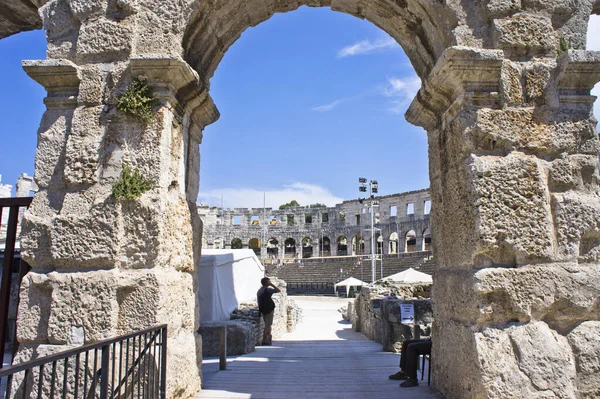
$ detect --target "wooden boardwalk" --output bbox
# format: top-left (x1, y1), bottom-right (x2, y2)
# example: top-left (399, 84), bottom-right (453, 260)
top-left (195, 297), bottom-right (441, 399)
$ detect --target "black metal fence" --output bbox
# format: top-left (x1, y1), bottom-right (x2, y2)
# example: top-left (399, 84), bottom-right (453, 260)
top-left (0, 197), bottom-right (33, 361)
top-left (0, 324), bottom-right (167, 399)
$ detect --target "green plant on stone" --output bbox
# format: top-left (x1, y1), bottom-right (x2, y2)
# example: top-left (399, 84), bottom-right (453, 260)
top-left (556, 37), bottom-right (571, 58)
top-left (112, 165), bottom-right (154, 200)
top-left (117, 77), bottom-right (156, 122)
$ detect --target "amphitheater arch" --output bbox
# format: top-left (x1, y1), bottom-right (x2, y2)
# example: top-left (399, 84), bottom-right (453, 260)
top-left (249, 237), bottom-right (261, 256)
top-left (405, 230), bottom-right (417, 253)
top-left (320, 236), bottom-right (331, 256)
top-left (337, 235), bottom-right (348, 256)
top-left (389, 232), bottom-right (399, 254)
top-left (7, 1), bottom-right (600, 397)
top-left (302, 237), bottom-right (313, 258)
top-left (351, 234), bottom-right (364, 256)
top-left (422, 228), bottom-right (431, 252)
top-left (267, 237), bottom-right (279, 258)
top-left (284, 237), bottom-right (296, 258)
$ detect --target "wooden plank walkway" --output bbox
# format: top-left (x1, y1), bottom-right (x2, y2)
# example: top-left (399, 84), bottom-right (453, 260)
top-left (195, 297), bottom-right (441, 399)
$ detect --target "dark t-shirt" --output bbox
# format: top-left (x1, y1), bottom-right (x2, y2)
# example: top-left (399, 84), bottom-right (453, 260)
top-left (257, 287), bottom-right (277, 314)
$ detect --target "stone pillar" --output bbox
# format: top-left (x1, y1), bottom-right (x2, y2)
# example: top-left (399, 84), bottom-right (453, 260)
top-left (407, 46), bottom-right (600, 398)
top-left (17, 56), bottom-right (216, 398)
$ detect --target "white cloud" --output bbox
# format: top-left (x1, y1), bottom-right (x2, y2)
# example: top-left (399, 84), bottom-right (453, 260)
top-left (198, 183), bottom-right (344, 209)
top-left (382, 75), bottom-right (422, 115)
top-left (337, 37), bottom-right (397, 58)
top-left (588, 15), bottom-right (600, 126)
top-left (312, 100), bottom-right (341, 112)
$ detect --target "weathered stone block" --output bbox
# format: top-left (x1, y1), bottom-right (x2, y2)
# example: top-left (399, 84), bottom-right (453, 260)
top-left (486, 0), bottom-right (521, 17)
top-left (470, 108), bottom-right (600, 157)
top-left (493, 14), bottom-right (556, 55)
top-left (552, 191), bottom-right (600, 262)
top-left (34, 111), bottom-right (73, 189)
top-left (199, 321), bottom-right (255, 357)
top-left (76, 17), bottom-right (133, 61)
top-left (49, 202), bottom-right (119, 269)
top-left (500, 60), bottom-right (523, 106)
top-left (471, 153), bottom-right (554, 265)
top-left (568, 321), bottom-right (600, 398)
top-left (525, 60), bottom-right (555, 105)
top-left (64, 106), bottom-right (104, 185)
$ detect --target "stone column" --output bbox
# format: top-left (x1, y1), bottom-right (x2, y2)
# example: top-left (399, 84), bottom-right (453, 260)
top-left (17, 56), bottom-right (215, 398)
top-left (407, 46), bottom-right (600, 398)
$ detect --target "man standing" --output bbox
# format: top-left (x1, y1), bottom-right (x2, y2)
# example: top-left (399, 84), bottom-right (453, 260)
top-left (257, 277), bottom-right (280, 345)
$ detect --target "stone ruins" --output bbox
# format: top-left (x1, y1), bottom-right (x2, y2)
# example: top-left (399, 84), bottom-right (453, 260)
top-left (198, 189), bottom-right (431, 259)
top-left (1, 0), bottom-right (600, 398)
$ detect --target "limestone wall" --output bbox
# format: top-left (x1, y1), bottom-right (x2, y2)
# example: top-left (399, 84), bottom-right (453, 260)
top-left (349, 283), bottom-right (433, 352)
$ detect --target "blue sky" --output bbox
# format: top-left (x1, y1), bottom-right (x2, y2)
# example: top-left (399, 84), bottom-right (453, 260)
top-left (0, 9), bottom-right (599, 208)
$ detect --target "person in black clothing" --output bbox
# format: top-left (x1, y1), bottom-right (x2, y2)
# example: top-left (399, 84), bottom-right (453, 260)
top-left (388, 338), bottom-right (432, 387)
top-left (257, 277), bottom-right (280, 345)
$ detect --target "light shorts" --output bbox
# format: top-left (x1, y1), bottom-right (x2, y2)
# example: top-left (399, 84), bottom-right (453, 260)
top-left (262, 311), bottom-right (274, 326)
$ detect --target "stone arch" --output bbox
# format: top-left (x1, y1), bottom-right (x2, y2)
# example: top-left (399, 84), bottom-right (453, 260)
top-left (302, 237), bottom-right (313, 258)
top-left (337, 235), bottom-right (348, 256)
top-left (249, 237), bottom-right (261, 256)
top-left (9, 1), bottom-right (600, 398)
top-left (267, 237), bottom-right (279, 258)
top-left (351, 234), bottom-right (364, 256)
top-left (389, 232), bottom-right (399, 254)
top-left (422, 227), bottom-right (431, 251)
top-left (405, 230), bottom-right (417, 253)
top-left (284, 237), bottom-right (296, 258)
top-left (231, 237), bottom-right (243, 249)
top-left (321, 236), bottom-right (331, 256)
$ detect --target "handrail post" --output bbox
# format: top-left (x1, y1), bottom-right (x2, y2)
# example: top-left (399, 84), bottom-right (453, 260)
top-left (219, 326), bottom-right (227, 371)
top-left (100, 343), bottom-right (110, 398)
top-left (160, 326), bottom-right (168, 399)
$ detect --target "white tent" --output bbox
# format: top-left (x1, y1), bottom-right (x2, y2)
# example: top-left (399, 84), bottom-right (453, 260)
top-left (197, 249), bottom-right (265, 322)
top-left (334, 277), bottom-right (367, 297)
top-left (385, 268), bottom-right (432, 284)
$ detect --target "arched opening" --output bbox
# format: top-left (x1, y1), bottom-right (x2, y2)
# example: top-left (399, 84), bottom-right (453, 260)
top-left (375, 232), bottom-right (383, 255)
top-left (389, 232), bottom-right (399, 254)
top-left (267, 237), bottom-right (279, 259)
top-left (405, 230), bottom-right (417, 253)
top-left (422, 228), bottom-right (432, 251)
top-left (352, 234), bottom-right (365, 256)
top-left (337, 235), bottom-right (348, 256)
top-left (284, 238), bottom-right (296, 258)
top-left (302, 237), bottom-right (313, 258)
top-left (249, 238), bottom-right (261, 256)
top-left (320, 236), bottom-right (331, 256)
top-left (231, 238), bottom-right (243, 249)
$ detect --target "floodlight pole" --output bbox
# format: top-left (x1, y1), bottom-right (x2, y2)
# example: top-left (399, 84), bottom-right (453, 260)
top-left (358, 178), bottom-right (378, 284)
top-left (370, 194), bottom-right (375, 283)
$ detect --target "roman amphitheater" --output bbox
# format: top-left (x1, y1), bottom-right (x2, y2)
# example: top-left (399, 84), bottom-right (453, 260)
top-left (199, 189), bottom-right (431, 259)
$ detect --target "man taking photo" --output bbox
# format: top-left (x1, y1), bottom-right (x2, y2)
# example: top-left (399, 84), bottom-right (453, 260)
top-left (257, 277), bottom-right (280, 345)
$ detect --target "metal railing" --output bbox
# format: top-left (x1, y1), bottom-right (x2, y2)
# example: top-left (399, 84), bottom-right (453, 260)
top-left (0, 325), bottom-right (167, 399)
top-left (1, 197), bottom-right (33, 361)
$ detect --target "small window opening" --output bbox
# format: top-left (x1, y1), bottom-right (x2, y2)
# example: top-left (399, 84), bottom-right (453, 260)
top-left (233, 215), bottom-right (242, 225)
top-left (322, 213), bottom-right (329, 223)
top-left (269, 216), bottom-right (277, 225)
top-left (356, 215), bottom-right (361, 225)
top-left (407, 203), bottom-right (415, 215)
top-left (424, 200), bottom-right (431, 215)
top-left (305, 214), bottom-right (313, 224)
top-left (251, 216), bottom-right (260, 225)
top-left (339, 212), bottom-right (345, 222)
top-left (287, 215), bottom-right (295, 225)
top-left (390, 205), bottom-right (397, 217)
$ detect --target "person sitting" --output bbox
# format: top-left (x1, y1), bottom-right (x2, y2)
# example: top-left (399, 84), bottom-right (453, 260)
top-left (388, 338), bottom-right (432, 388)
